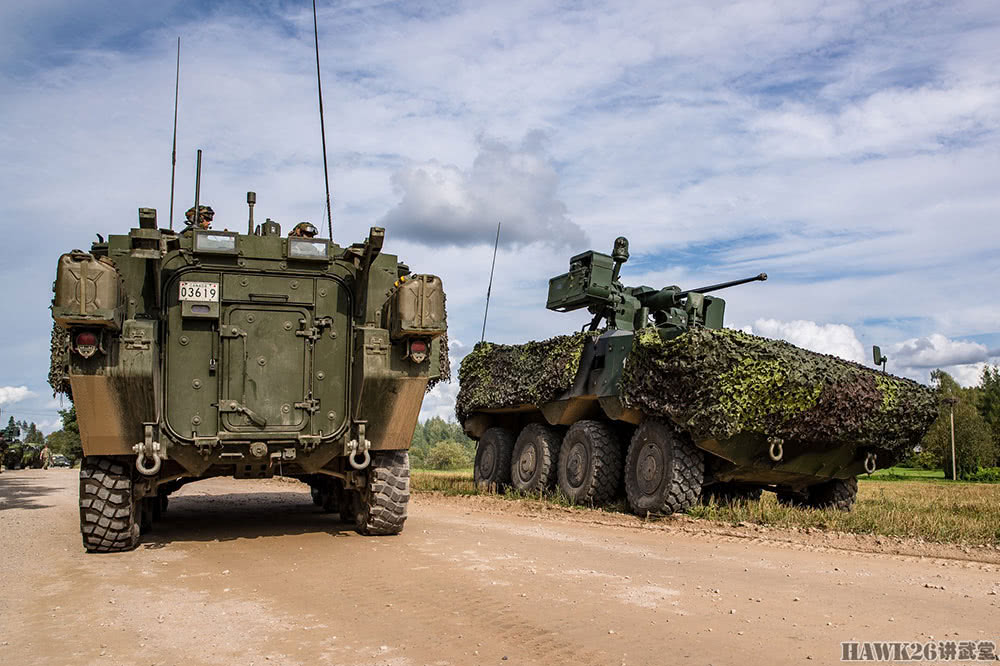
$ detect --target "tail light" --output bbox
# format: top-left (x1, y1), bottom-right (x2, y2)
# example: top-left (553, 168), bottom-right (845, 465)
top-left (75, 331), bottom-right (99, 359)
top-left (407, 339), bottom-right (428, 363)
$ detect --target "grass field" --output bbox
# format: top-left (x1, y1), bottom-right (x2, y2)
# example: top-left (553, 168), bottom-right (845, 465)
top-left (411, 468), bottom-right (1000, 545)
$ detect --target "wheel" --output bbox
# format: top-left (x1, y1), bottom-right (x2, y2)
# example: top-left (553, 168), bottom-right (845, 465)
top-left (353, 450), bottom-right (410, 536)
top-left (310, 485), bottom-right (323, 506)
top-left (803, 477), bottom-right (857, 512)
top-left (775, 490), bottom-right (806, 507)
top-left (702, 483), bottom-right (763, 504)
top-left (510, 423), bottom-right (561, 493)
top-left (557, 420), bottom-right (622, 505)
top-left (474, 427), bottom-right (515, 491)
top-left (79, 457), bottom-right (140, 553)
top-left (625, 418), bottom-right (704, 516)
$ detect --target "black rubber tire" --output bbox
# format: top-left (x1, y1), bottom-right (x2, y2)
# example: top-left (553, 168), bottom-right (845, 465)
top-left (510, 423), bottom-right (561, 493)
top-left (625, 418), bottom-right (704, 516)
top-left (702, 483), bottom-right (763, 504)
top-left (474, 427), bottom-right (515, 491)
top-left (79, 457), bottom-right (140, 553)
top-left (557, 420), bottom-right (622, 505)
top-left (353, 451), bottom-right (410, 536)
top-left (803, 477), bottom-right (858, 512)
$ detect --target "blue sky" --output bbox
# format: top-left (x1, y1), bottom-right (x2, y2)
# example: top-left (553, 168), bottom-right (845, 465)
top-left (1, 0), bottom-right (998, 429)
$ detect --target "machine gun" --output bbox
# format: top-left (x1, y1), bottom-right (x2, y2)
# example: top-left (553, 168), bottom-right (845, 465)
top-left (546, 237), bottom-right (766, 334)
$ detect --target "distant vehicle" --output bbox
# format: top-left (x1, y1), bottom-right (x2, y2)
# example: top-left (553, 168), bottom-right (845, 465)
top-left (51, 454), bottom-right (71, 468)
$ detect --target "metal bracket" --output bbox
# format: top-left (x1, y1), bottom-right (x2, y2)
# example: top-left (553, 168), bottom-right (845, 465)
top-left (218, 400), bottom-right (267, 426)
top-left (193, 436), bottom-right (220, 457)
top-left (220, 327), bottom-right (246, 339)
top-left (364, 336), bottom-right (389, 356)
top-left (123, 329), bottom-right (151, 351)
top-left (297, 435), bottom-right (320, 452)
top-left (294, 397), bottom-right (320, 414)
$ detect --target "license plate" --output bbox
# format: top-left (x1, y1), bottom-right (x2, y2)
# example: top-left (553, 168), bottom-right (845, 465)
top-left (179, 281), bottom-right (219, 302)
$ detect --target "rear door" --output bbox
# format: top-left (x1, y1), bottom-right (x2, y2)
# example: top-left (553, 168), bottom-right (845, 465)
top-left (164, 271), bottom-right (350, 441)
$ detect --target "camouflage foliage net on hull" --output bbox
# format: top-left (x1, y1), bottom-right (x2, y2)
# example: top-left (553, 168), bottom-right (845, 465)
top-left (622, 328), bottom-right (938, 456)
top-left (456, 332), bottom-right (596, 423)
top-left (49, 324), bottom-right (72, 398)
top-left (457, 327), bottom-right (937, 458)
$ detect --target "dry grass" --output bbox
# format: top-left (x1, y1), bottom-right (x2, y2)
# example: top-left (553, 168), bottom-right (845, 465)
top-left (411, 468), bottom-right (1000, 545)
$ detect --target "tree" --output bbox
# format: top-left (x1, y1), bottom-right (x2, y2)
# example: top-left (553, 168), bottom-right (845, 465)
top-left (4, 416), bottom-right (20, 442)
top-left (978, 365), bottom-right (1000, 458)
top-left (409, 416), bottom-right (477, 469)
top-left (24, 422), bottom-right (44, 444)
top-left (425, 440), bottom-right (473, 470)
top-left (923, 370), bottom-right (996, 479)
top-left (46, 407), bottom-right (82, 463)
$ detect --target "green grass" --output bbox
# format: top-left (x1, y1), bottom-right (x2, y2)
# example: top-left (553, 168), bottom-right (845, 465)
top-left (863, 466), bottom-right (946, 481)
top-left (411, 467), bottom-right (1000, 545)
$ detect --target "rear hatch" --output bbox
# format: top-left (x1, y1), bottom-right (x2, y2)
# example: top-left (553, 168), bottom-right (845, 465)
top-left (163, 270), bottom-right (350, 442)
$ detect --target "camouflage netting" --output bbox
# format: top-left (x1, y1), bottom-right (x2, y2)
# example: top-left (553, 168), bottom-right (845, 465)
top-left (426, 290), bottom-right (450, 392)
top-left (48, 323), bottom-right (72, 397)
top-left (456, 331), bottom-right (598, 423)
top-left (457, 327), bottom-right (938, 457)
top-left (622, 328), bottom-right (938, 455)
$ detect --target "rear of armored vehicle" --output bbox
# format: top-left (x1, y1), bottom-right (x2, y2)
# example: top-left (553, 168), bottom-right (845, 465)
top-left (52, 210), bottom-right (446, 552)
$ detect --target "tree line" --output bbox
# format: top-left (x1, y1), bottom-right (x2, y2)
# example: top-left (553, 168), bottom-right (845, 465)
top-left (908, 366), bottom-right (1000, 481)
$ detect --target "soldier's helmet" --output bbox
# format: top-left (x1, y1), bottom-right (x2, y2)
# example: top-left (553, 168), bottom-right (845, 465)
top-left (290, 222), bottom-right (318, 238)
top-left (185, 205), bottom-right (215, 229)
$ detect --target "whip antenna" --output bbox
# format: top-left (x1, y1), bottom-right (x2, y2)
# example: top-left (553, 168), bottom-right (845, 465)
top-left (168, 37), bottom-right (181, 230)
top-left (312, 0), bottom-right (334, 239)
top-left (480, 221), bottom-right (502, 343)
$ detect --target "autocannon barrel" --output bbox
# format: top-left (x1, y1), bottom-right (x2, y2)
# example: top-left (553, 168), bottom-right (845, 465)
top-left (678, 272), bottom-right (767, 298)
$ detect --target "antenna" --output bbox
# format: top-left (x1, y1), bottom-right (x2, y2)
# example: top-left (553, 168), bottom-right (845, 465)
top-left (168, 37), bottom-right (181, 231)
top-left (193, 149), bottom-right (202, 230)
top-left (481, 221), bottom-right (502, 343)
top-left (312, 0), bottom-right (334, 239)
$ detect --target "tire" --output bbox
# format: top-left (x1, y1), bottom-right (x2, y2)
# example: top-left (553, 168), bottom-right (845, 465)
top-left (557, 420), bottom-right (622, 505)
top-left (702, 483), bottom-right (763, 504)
top-left (625, 418), bottom-right (703, 516)
top-left (474, 427), bottom-right (515, 491)
top-left (79, 457), bottom-right (140, 553)
top-left (510, 423), bottom-right (561, 493)
top-left (803, 477), bottom-right (857, 512)
top-left (353, 451), bottom-right (410, 536)
top-left (310, 485), bottom-right (323, 506)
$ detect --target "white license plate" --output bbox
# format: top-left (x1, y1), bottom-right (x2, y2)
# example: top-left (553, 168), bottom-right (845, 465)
top-left (179, 281), bottom-right (219, 302)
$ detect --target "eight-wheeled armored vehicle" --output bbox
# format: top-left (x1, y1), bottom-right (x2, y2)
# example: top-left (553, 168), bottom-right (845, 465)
top-left (457, 237), bottom-right (937, 515)
top-left (51, 203), bottom-right (447, 551)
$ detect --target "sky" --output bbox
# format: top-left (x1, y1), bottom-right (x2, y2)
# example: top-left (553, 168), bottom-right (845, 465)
top-left (1, 0), bottom-right (998, 432)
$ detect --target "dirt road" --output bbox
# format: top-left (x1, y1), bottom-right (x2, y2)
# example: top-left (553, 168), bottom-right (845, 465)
top-left (2, 469), bottom-right (997, 665)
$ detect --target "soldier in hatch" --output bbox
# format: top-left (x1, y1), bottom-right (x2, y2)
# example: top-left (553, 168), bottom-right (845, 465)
top-left (289, 222), bottom-right (318, 238)
top-left (183, 205), bottom-right (215, 231)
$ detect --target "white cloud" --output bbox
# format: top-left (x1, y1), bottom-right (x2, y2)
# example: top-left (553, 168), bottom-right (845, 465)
top-left (747, 319), bottom-right (866, 364)
top-left (890, 333), bottom-right (989, 369)
top-left (380, 132), bottom-right (587, 247)
top-left (0, 386), bottom-right (34, 406)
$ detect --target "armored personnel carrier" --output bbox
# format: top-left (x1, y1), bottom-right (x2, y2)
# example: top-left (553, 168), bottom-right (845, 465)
top-left (457, 237), bottom-right (937, 515)
top-left (51, 203), bottom-right (447, 551)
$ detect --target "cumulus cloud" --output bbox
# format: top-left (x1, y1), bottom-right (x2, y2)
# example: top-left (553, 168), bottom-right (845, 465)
top-left (0, 386), bottom-right (34, 406)
top-left (889, 334), bottom-right (989, 369)
top-left (748, 319), bottom-right (866, 364)
top-left (380, 132), bottom-right (587, 248)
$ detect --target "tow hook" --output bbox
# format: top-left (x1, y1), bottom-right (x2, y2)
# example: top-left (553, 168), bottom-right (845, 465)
top-left (347, 423), bottom-right (371, 470)
top-left (133, 424), bottom-right (163, 476)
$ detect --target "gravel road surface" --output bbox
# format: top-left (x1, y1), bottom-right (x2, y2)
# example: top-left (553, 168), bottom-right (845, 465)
top-left (2, 468), bottom-right (997, 665)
